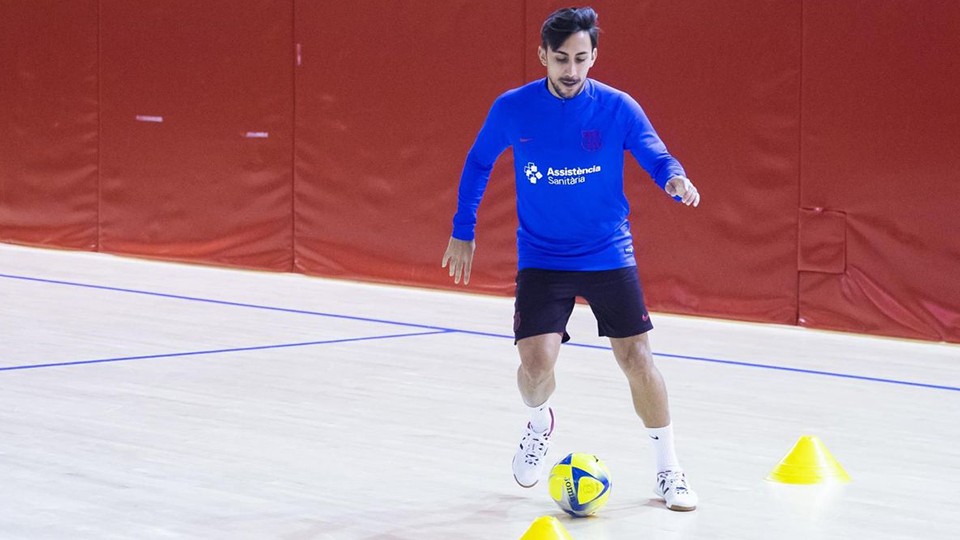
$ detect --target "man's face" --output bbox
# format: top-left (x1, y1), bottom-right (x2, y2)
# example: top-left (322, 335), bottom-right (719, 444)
top-left (539, 30), bottom-right (597, 99)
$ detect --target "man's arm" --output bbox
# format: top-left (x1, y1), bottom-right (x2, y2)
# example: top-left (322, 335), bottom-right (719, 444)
top-left (623, 95), bottom-right (700, 207)
top-left (443, 98), bottom-right (510, 285)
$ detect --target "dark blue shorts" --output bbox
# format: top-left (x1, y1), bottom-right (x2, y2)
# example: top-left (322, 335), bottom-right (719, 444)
top-left (513, 267), bottom-right (654, 343)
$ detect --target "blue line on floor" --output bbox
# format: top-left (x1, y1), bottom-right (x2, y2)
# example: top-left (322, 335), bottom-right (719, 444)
top-left (0, 273), bottom-right (451, 332)
top-left (2, 272), bottom-right (957, 392)
top-left (565, 342), bottom-right (960, 392)
top-left (0, 330), bottom-right (451, 372)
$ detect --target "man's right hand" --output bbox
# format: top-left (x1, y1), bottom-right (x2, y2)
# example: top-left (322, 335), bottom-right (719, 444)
top-left (441, 237), bottom-right (476, 285)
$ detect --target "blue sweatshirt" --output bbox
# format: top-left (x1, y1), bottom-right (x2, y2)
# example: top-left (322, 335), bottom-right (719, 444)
top-left (452, 78), bottom-right (685, 271)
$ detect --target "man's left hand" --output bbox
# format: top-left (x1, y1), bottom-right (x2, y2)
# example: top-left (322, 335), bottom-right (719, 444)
top-left (665, 176), bottom-right (701, 207)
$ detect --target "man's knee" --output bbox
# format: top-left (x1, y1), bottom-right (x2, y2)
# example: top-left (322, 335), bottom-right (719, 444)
top-left (518, 334), bottom-right (562, 382)
top-left (612, 334), bottom-right (655, 376)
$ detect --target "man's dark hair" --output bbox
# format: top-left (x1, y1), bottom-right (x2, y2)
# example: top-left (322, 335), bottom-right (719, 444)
top-left (540, 7), bottom-right (600, 51)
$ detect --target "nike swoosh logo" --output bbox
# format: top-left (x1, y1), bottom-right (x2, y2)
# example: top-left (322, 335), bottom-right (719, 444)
top-left (649, 435), bottom-right (659, 440)
top-left (520, 138), bottom-right (533, 143)
top-left (642, 314), bottom-right (649, 322)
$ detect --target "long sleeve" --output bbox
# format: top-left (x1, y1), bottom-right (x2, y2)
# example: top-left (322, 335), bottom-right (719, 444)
top-left (622, 95), bottom-right (685, 192)
top-left (451, 99), bottom-right (511, 241)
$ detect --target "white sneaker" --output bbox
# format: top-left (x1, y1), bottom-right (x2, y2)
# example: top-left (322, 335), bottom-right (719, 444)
top-left (511, 408), bottom-right (554, 488)
top-left (654, 470), bottom-right (698, 511)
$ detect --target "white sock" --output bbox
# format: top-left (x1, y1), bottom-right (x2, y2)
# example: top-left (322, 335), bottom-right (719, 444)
top-left (647, 423), bottom-right (682, 472)
top-left (527, 401), bottom-right (553, 433)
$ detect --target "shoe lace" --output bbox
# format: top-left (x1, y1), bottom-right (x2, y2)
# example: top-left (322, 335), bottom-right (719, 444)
top-left (658, 471), bottom-right (689, 495)
top-left (520, 429), bottom-right (550, 465)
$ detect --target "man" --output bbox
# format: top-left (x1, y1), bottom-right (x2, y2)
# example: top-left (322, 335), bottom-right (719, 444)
top-left (441, 6), bottom-right (700, 512)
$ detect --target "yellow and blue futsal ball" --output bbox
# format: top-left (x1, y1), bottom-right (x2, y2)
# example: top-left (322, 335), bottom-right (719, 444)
top-left (548, 453), bottom-right (612, 517)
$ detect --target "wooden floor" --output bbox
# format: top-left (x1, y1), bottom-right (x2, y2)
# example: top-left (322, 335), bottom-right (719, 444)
top-left (1, 243), bottom-right (958, 539)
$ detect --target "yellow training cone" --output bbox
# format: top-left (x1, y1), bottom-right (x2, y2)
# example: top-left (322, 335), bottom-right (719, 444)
top-left (767, 435), bottom-right (851, 484)
top-left (520, 516), bottom-right (574, 540)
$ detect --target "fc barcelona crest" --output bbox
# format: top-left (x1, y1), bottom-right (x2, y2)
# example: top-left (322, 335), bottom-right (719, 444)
top-left (581, 129), bottom-right (602, 152)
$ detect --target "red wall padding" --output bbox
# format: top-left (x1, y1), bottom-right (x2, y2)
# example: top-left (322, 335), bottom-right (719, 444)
top-left (294, 0), bottom-right (522, 290)
top-left (98, 0), bottom-right (293, 270)
top-left (1, 1), bottom-right (958, 343)
top-left (0, 1), bottom-right (99, 249)
top-left (798, 1), bottom-right (960, 341)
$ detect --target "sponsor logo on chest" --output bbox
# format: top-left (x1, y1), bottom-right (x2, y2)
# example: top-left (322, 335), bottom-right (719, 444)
top-left (524, 162), bottom-right (603, 186)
